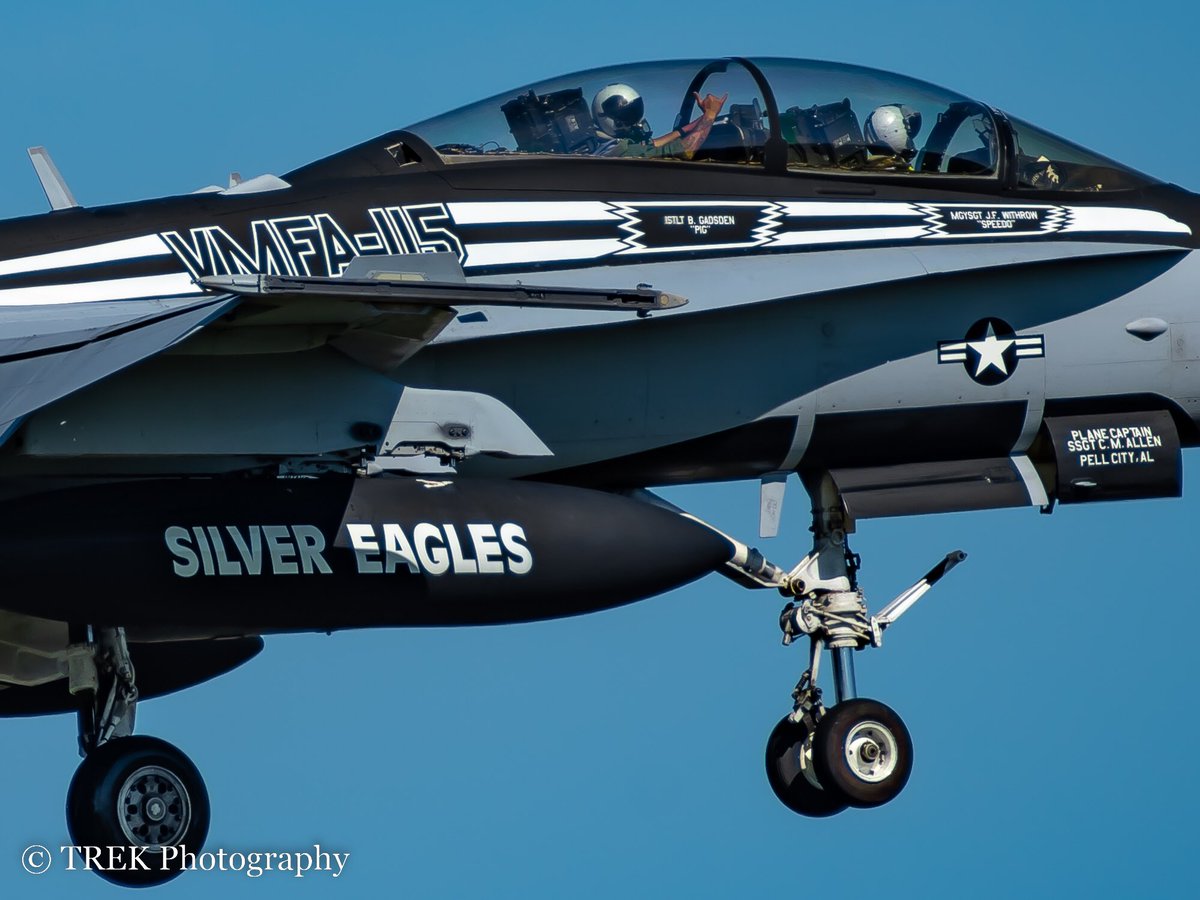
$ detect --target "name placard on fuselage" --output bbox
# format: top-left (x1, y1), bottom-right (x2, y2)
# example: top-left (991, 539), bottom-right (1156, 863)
top-left (1044, 410), bottom-right (1181, 503)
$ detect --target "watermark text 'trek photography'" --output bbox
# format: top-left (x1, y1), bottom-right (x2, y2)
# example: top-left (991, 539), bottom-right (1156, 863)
top-left (21, 844), bottom-right (349, 878)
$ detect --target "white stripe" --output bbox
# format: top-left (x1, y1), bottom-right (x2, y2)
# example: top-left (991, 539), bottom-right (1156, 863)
top-left (771, 225), bottom-right (929, 248)
top-left (925, 231), bottom-right (1062, 241)
top-left (462, 238), bottom-right (626, 268)
top-left (622, 200), bottom-right (773, 208)
top-left (1062, 207), bottom-right (1191, 236)
top-left (926, 203), bottom-right (1055, 210)
top-left (0, 273), bottom-right (202, 306)
top-left (939, 353), bottom-right (968, 362)
top-left (1015, 348), bottom-right (1044, 357)
top-left (940, 341), bottom-right (968, 351)
top-left (620, 239), bottom-right (765, 255)
top-left (0, 234), bottom-right (171, 277)
top-left (1014, 337), bottom-right (1043, 345)
top-left (1012, 454), bottom-right (1049, 507)
top-left (778, 201), bottom-right (921, 218)
top-left (447, 201), bottom-right (619, 225)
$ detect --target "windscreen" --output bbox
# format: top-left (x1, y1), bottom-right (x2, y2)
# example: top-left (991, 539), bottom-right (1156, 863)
top-left (1006, 115), bottom-right (1158, 191)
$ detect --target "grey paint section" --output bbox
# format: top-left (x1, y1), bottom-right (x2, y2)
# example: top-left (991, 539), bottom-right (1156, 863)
top-left (0, 295), bottom-right (237, 446)
top-left (380, 387), bottom-right (552, 458)
top-left (20, 346), bottom-right (404, 457)
top-left (415, 245), bottom-right (1189, 481)
top-left (435, 241), bottom-right (1180, 344)
top-left (0, 296), bottom-right (217, 354)
top-left (8, 240), bottom-right (1198, 520)
top-left (24, 242), bottom-right (1183, 477)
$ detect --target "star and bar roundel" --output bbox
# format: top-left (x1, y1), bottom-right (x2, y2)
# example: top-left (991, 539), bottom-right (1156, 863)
top-left (937, 318), bottom-right (1045, 385)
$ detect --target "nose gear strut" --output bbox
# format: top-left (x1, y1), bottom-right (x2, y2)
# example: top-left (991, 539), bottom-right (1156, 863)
top-left (627, 482), bottom-right (965, 814)
top-left (763, 474), bottom-right (966, 814)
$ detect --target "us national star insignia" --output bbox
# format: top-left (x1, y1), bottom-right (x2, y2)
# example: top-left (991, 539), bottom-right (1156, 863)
top-left (937, 317), bottom-right (1045, 385)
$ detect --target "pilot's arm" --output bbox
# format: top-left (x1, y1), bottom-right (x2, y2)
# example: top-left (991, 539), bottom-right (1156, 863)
top-left (652, 92), bottom-right (728, 158)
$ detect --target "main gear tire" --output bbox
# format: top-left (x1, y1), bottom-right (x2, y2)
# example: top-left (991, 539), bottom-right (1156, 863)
top-left (66, 735), bottom-right (209, 887)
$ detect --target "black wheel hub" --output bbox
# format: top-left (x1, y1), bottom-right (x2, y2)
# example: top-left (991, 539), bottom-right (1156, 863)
top-left (118, 765), bottom-right (191, 846)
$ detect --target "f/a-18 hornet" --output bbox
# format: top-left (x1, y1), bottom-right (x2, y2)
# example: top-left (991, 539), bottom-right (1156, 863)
top-left (1, 56), bottom-right (1193, 884)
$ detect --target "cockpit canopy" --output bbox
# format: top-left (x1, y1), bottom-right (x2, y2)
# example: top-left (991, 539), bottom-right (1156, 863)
top-left (406, 57), bottom-right (1155, 192)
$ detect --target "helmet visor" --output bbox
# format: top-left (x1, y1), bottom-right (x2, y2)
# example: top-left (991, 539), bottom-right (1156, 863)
top-left (602, 94), bottom-right (645, 130)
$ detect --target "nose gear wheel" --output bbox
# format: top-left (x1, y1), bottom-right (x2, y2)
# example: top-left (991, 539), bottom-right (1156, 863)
top-left (812, 699), bottom-right (913, 807)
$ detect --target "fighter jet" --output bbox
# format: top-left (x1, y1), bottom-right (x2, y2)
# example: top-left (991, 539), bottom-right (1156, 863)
top-left (1, 55), bottom-right (1194, 884)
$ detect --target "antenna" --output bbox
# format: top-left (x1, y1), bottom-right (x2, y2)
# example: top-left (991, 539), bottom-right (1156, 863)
top-left (26, 146), bottom-right (79, 210)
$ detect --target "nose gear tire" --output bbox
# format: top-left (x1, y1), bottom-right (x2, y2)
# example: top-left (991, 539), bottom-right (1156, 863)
top-left (765, 715), bottom-right (848, 817)
top-left (812, 698), bottom-right (912, 808)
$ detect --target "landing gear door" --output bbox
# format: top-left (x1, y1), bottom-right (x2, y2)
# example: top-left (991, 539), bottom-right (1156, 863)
top-left (1043, 410), bottom-right (1181, 503)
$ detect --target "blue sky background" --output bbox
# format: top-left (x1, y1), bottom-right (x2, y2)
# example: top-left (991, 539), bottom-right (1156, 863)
top-left (2, 1), bottom-right (1198, 896)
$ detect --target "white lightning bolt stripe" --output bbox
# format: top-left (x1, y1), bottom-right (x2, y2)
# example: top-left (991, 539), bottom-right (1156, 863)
top-left (611, 203), bottom-right (645, 252)
top-left (0, 273), bottom-right (202, 306)
top-left (917, 204), bottom-right (948, 236)
top-left (0, 234), bottom-right (172, 277)
top-left (753, 203), bottom-right (783, 245)
top-left (1042, 208), bottom-right (1067, 233)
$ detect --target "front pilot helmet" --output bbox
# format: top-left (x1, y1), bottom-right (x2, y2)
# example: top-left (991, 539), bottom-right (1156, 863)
top-left (592, 83), bottom-right (647, 138)
top-left (865, 104), bottom-right (922, 157)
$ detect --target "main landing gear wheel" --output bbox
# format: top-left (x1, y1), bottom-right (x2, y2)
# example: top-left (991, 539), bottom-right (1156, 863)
top-left (66, 736), bottom-right (210, 887)
top-left (812, 699), bottom-right (912, 809)
top-left (765, 715), bottom-right (848, 817)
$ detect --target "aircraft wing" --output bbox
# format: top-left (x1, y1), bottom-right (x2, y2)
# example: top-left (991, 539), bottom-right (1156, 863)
top-left (197, 253), bottom-right (685, 372)
top-left (0, 252), bottom-right (681, 445)
top-left (199, 272), bottom-right (685, 313)
top-left (0, 293), bottom-right (238, 441)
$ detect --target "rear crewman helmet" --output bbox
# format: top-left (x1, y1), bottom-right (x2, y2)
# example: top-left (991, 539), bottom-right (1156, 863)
top-left (592, 83), bottom-right (647, 138)
top-left (865, 104), bottom-right (922, 158)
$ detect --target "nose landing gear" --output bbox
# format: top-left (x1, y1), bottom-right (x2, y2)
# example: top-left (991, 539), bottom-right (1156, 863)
top-left (764, 476), bottom-right (964, 816)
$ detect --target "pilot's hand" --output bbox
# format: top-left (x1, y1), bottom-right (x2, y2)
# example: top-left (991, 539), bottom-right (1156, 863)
top-left (694, 91), bottom-right (728, 121)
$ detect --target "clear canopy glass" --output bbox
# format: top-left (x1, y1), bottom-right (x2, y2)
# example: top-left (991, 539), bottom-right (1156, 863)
top-left (404, 57), bottom-right (1156, 190)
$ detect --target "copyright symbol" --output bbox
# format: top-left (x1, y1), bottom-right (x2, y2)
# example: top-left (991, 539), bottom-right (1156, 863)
top-left (22, 845), bottom-right (51, 875)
